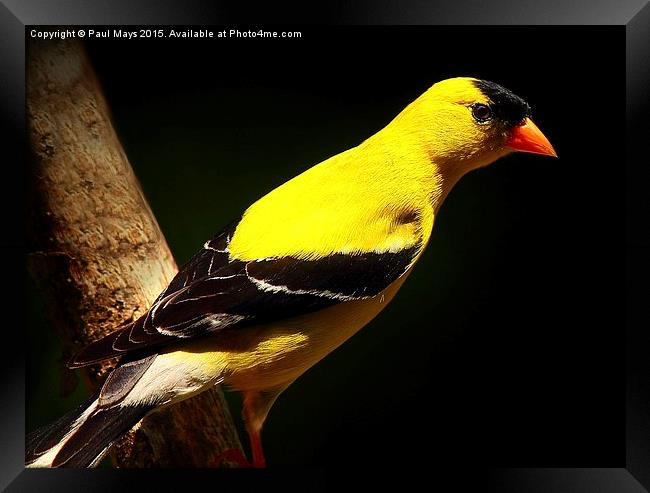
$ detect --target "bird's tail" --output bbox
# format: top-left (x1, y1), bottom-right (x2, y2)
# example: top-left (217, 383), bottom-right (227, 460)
top-left (26, 395), bottom-right (153, 468)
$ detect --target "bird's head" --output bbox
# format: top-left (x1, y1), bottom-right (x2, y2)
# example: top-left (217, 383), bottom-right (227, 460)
top-left (390, 77), bottom-right (556, 179)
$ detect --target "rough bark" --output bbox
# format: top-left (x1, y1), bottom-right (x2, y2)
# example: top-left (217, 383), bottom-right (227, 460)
top-left (26, 38), bottom-right (243, 467)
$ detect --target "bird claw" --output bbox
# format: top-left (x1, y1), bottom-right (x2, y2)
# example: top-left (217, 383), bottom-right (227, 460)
top-left (213, 448), bottom-right (267, 468)
top-left (212, 448), bottom-right (255, 468)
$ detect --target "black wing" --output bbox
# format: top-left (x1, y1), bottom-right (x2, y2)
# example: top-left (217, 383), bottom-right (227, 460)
top-left (156, 220), bottom-right (237, 299)
top-left (69, 221), bottom-right (420, 368)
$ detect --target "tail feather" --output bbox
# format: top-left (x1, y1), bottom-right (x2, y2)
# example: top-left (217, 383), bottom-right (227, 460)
top-left (27, 354), bottom-right (159, 468)
top-left (26, 397), bottom-right (153, 468)
top-left (26, 396), bottom-right (96, 466)
top-left (52, 403), bottom-right (152, 467)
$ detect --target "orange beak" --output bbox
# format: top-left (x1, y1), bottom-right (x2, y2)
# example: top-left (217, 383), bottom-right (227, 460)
top-left (506, 117), bottom-right (557, 157)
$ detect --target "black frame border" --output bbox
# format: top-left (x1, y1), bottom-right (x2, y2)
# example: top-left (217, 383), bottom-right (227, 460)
top-left (2, 1), bottom-right (648, 491)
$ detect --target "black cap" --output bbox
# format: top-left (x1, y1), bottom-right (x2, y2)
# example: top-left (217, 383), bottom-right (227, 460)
top-left (473, 79), bottom-right (531, 127)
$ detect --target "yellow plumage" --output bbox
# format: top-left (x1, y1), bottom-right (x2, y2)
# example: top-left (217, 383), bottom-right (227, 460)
top-left (228, 78), bottom-right (499, 262)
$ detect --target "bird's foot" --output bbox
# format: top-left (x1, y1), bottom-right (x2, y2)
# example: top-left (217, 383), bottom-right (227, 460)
top-left (212, 448), bottom-right (265, 468)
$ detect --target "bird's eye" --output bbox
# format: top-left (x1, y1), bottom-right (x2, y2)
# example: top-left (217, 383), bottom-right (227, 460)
top-left (471, 103), bottom-right (492, 123)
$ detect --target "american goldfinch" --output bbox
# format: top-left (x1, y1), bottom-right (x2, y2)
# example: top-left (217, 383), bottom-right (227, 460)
top-left (26, 77), bottom-right (556, 468)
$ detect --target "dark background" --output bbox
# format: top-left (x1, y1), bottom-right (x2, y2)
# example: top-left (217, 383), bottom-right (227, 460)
top-left (26, 26), bottom-right (624, 467)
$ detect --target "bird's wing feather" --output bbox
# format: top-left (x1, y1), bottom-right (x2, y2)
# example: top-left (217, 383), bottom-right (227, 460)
top-left (157, 220), bottom-right (237, 298)
top-left (68, 221), bottom-right (420, 368)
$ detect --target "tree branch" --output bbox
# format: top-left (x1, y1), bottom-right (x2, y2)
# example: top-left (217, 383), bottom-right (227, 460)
top-left (26, 38), bottom-right (243, 467)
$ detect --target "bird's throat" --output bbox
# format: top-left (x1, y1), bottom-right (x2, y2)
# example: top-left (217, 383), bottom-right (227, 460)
top-left (429, 165), bottom-right (464, 215)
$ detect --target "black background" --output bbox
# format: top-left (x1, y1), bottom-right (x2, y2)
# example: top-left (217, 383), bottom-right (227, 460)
top-left (26, 26), bottom-right (624, 467)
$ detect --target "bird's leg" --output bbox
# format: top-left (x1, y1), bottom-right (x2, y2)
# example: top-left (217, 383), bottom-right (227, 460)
top-left (210, 427), bottom-right (264, 468)
top-left (243, 391), bottom-right (267, 468)
top-left (240, 386), bottom-right (290, 468)
top-left (211, 389), bottom-right (278, 468)
top-left (246, 423), bottom-right (266, 468)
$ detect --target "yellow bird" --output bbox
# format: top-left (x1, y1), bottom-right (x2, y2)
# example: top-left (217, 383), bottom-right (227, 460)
top-left (26, 77), bottom-right (556, 468)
